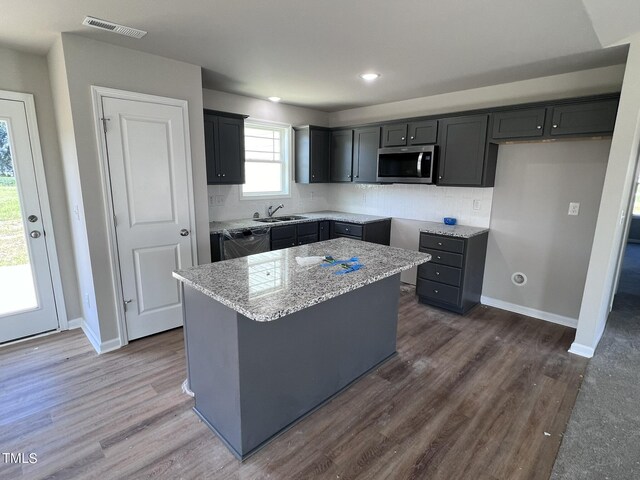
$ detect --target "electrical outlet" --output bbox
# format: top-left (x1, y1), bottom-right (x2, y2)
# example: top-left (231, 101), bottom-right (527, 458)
top-left (568, 202), bottom-right (580, 216)
top-left (473, 199), bottom-right (481, 211)
top-left (209, 195), bottom-right (215, 206)
top-left (215, 195), bottom-right (224, 206)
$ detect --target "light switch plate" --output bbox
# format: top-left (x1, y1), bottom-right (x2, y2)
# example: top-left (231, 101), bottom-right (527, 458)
top-left (568, 202), bottom-right (580, 216)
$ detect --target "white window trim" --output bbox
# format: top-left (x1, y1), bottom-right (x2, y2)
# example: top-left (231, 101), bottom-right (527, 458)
top-left (240, 119), bottom-right (293, 201)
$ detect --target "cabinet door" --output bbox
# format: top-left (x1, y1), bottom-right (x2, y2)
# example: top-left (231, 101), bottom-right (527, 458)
top-left (381, 124), bottom-right (407, 147)
top-left (330, 130), bottom-right (353, 182)
top-left (319, 221), bottom-right (330, 241)
top-left (216, 116), bottom-right (245, 184)
top-left (408, 120), bottom-right (437, 145)
top-left (437, 115), bottom-right (488, 186)
top-left (353, 127), bottom-right (380, 183)
top-left (204, 114), bottom-right (219, 184)
top-left (491, 108), bottom-right (545, 139)
top-left (310, 128), bottom-right (331, 183)
top-left (550, 99), bottom-right (618, 136)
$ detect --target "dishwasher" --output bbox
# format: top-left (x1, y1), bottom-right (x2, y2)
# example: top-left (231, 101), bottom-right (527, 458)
top-left (222, 227), bottom-right (271, 260)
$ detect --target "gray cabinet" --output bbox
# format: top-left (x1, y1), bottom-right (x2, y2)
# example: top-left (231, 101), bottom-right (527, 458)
top-left (294, 126), bottom-right (331, 184)
top-left (416, 231), bottom-right (488, 314)
top-left (330, 219), bottom-right (391, 245)
top-left (549, 99), bottom-right (618, 136)
top-left (330, 130), bottom-right (354, 182)
top-left (204, 110), bottom-right (247, 185)
top-left (210, 234), bottom-right (222, 262)
top-left (491, 108), bottom-right (546, 140)
top-left (437, 114), bottom-right (497, 187)
top-left (353, 127), bottom-right (380, 183)
top-left (381, 120), bottom-right (437, 147)
top-left (271, 222), bottom-right (319, 250)
top-left (319, 220), bottom-right (330, 241)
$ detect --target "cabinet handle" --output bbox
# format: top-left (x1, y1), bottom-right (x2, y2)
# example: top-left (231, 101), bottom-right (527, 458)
top-left (536, 125), bottom-right (542, 129)
top-left (436, 271), bottom-right (440, 276)
top-left (312, 174), bottom-right (315, 178)
top-left (401, 137), bottom-right (405, 141)
top-left (410, 136), bottom-right (414, 140)
top-left (553, 124), bottom-right (558, 128)
top-left (434, 289), bottom-right (439, 294)
top-left (355, 175), bottom-right (359, 178)
top-left (222, 173), bottom-right (226, 177)
top-left (217, 174), bottom-right (221, 177)
top-left (437, 242), bottom-right (443, 246)
top-left (439, 176), bottom-right (442, 180)
top-left (437, 256), bottom-right (441, 260)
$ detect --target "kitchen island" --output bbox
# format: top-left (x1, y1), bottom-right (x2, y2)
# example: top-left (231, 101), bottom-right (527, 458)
top-left (173, 238), bottom-right (430, 459)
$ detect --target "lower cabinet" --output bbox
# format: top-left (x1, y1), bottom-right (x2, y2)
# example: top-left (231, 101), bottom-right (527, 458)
top-left (271, 222), bottom-right (319, 250)
top-left (330, 219), bottom-right (391, 245)
top-left (416, 231), bottom-right (488, 314)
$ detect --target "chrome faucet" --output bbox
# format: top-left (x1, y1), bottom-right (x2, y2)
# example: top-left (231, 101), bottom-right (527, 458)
top-left (267, 204), bottom-right (284, 217)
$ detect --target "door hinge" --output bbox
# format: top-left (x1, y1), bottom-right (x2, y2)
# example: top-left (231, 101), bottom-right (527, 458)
top-left (101, 117), bottom-right (110, 134)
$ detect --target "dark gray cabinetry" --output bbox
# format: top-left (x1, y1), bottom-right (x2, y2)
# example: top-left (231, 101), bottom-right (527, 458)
top-left (294, 126), bottom-right (331, 184)
top-left (330, 130), bottom-right (354, 182)
top-left (437, 114), bottom-right (497, 187)
top-left (271, 222), bottom-right (319, 250)
top-left (204, 110), bottom-right (247, 185)
top-left (330, 219), bottom-right (391, 245)
top-left (381, 120), bottom-right (437, 147)
top-left (549, 99), bottom-right (618, 136)
top-left (210, 234), bottom-right (222, 262)
top-left (319, 221), bottom-right (330, 241)
top-left (416, 231), bottom-right (488, 314)
top-left (491, 108), bottom-right (546, 140)
top-left (353, 127), bottom-right (380, 183)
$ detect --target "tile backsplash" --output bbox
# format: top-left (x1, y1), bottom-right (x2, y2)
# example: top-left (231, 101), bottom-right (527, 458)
top-left (209, 182), bottom-right (493, 227)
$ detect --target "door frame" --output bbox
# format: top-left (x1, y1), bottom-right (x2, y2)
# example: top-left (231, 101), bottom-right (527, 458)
top-left (0, 89), bottom-right (68, 331)
top-left (90, 86), bottom-right (197, 347)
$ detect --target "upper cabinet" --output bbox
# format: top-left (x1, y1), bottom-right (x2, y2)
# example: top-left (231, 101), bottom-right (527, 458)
top-left (294, 126), bottom-right (331, 184)
top-left (549, 99), bottom-right (618, 136)
top-left (330, 130), bottom-right (354, 182)
top-left (491, 108), bottom-right (546, 140)
top-left (437, 114), bottom-right (497, 187)
top-left (353, 126), bottom-right (380, 183)
top-left (204, 110), bottom-right (247, 185)
top-left (381, 120), bottom-right (437, 147)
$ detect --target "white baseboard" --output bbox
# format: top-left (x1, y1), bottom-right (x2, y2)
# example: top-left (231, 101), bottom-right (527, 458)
top-left (568, 342), bottom-right (595, 358)
top-left (81, 320), bottom-right (122, 354)
top-left (480, 296), bottom-right (578, 328)
top-left (67, 317), bottom-right (83, 329)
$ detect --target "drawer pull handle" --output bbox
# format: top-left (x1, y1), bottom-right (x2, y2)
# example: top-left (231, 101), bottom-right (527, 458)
top-left (437, 242), bottom-right (443, 246)
top-left (436, 272), bottom-right (440, 275)
top-left (437, 256), bottom-right (441, 260)
top-left (434, 289), bottom-right (439, 294)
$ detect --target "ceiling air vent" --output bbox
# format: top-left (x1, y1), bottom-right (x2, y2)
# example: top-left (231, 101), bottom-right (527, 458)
top-left (82, 16), bottom-right (147, 39)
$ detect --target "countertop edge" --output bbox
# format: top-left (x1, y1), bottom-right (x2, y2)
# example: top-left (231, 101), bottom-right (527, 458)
top-left (174, 254), bottom-right (430, 322)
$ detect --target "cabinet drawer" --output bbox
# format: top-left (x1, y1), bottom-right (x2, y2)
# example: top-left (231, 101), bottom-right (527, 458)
top-left (420, 234), bottom-right (464, 254)
top-left (418, 263), bottom-right (462, 287)
top-left (271, 238), bottom-right (297, 250)
top-left (335, 233), bottom-right (362, 241)
top-left (417, 279), bottom-right (460, 305)
top-left (420, 248), bottom-right (463, 268)
top-left (297, 222), bottom-right (318, 236)
top-left (271, 225), bottom-right (296, 241)
top-left (334, 222), bottom-right (363, 238)
top-left (297, 233), bottom-right (318, 245)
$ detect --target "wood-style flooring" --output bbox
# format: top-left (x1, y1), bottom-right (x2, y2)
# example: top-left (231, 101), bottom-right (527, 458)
top-left (0, 288), bottom-right (588, 480)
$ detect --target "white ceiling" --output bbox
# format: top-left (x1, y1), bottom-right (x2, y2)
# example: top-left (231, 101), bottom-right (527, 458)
top-left (0, 0), bottom-right (631, 111)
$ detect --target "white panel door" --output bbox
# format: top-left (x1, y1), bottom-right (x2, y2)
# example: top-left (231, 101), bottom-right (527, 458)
top-left (0, 98), bottom-right (57, 343)
top-left (101, 96), bottom-right (194, 340)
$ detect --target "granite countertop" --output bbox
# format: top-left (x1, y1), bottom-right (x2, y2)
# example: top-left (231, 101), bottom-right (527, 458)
top-left (173, 237), bottom-right (431, 322)
top-left (210, 211), bottom-right (391, 234)
top-left (419, 221), bottom-right (489, 238)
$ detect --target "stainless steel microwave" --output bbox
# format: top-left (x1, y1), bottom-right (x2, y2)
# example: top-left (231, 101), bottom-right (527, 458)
top-left (376, 145), bottom-right (436, 184)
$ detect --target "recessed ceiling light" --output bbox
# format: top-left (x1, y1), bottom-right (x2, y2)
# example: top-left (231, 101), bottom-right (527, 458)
top-left (359, 73), bottom-right (381, 82)
top-left (268, 96), bottom-right (281, 103)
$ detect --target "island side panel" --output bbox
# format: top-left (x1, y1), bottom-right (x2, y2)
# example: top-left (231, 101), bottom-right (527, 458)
top-left (183, 286), bottom-right (243, 455)
top-left (236, 273), bottom-right (401, 455)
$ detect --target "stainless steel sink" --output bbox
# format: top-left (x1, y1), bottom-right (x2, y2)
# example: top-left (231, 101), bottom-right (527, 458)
top-left (253, 215), bottom-right (307, 223)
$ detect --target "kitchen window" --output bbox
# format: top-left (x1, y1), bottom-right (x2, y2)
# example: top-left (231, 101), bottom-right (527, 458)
top-left (241, 120), bottom-right (291, 198)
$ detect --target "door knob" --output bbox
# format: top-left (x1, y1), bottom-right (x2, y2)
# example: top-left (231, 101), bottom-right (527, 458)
top-left (30, 231), bottom-right (41, 238)
top-left (28, 215), bottom-right (38, 223)
top-left (180, 229), bottom-right (190, 237)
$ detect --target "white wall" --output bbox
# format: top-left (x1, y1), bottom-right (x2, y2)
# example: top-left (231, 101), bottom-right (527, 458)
top-left (49, 33), bottom-right (207, 346)
top-left (203, 88), bottom-right (333, 221)
top-left (482, 140), bottom-right (610, 324)
top-left (573, 33), bottom-right (640, 357)
top-left (0, 45), bottom-right (81, 323)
